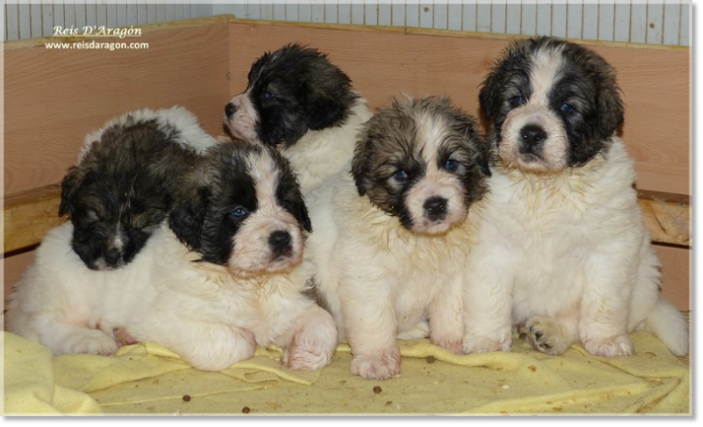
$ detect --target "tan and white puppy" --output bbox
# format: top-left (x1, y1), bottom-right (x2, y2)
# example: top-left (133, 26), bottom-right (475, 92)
top-left (5, 143), bottom-right (337, 372)
top-left (224, 43), bottom-right (372, 195)
top-left (462, 36), bottom-right (688, 358)
top-left (302, 96), bottom-right (491, 380)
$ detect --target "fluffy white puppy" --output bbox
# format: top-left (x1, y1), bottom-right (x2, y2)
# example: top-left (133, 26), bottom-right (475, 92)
top-left (302, 96), bottom-right (491, 380)
top-left (462, 36), bottom-right (688, 358)
top-left (224, 43), bottom-right (372, 195)
top-left (5, 142), bottom-right (337, 372)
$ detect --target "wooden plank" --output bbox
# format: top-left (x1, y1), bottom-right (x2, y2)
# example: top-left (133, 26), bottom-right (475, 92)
top-left (582, 3), bottom-right (598, 40)
top-left (551, 3), bottom-right (567, 38)
top-left (630, 2), bottom-right (647, 44)
top-left (598, 2), bottom-right (614, 42)
top-left (3, 250), bottom-right (37, 304)
top-left (613, 2), bottom-right (630, 43)
top-left (566, 0), bottom-right (583, 40)
top-left (4, 20), bottom-right (230, 195)
top-left (653, 244), bottom-right (691, 312)
top-left (663, 2), bottom-right (681, 46)
top-left (646, 1), bottom-right (664, 45)
top-left (227, 20), bottom-right (690, 196)
top-left (536, 2), bottom-right (551, 36)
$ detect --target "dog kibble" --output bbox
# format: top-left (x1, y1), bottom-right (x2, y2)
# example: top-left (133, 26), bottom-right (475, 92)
top-left (426, 356), bottom-right (436, 364)
top-left (242, 406), bottom-right (251, 414)
top-left (373, 386), bottom-right (382, 394)
top-left (182, 395), bottom-right (191, 402)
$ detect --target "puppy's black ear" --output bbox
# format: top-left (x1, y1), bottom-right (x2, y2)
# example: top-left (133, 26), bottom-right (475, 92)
top-left (478, 69), bottom-right (501, 122)
top-left (350, 136), bottom-right (373, 196)
top-left (289, 196), bottom-right (312, 233)
top-left (597, 77), bottom-right (625, 137)
top-left (276, 174), bottom-right (313, 233)
top-left (168, 186), bottom-right (210, 251)
top-left (59, 166), bottom-right (83, 217)
top-left (302, 70), bottom-right (353, 130)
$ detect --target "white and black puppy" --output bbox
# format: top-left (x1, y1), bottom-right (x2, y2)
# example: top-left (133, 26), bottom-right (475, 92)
top-left (462, 36), bottom-right (688, 358)
top-left (301, 96), bottom-right (491, 380)
top-left (5, 142), bottom-right (337, 372)
top-left (224, 43), bottom-right (372, 194)
top-left (60, 106), bottom-right (217, 270)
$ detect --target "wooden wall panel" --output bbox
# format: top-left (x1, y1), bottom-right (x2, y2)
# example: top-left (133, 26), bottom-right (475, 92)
top-left (228, 21), bottom-right (690, 196)
top-left (3, 18), bottom-right (231, 195)
top-left (653, 245), bottom-right (691, 312)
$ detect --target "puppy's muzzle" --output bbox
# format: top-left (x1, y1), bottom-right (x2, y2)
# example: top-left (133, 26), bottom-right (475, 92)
top-left (104, 247), bottom-right (123, 266)
top-left (519, 124), bottom-right (547, 155)
top-left (268, 230), bottom-right (293, 258)
top-left (423, 196), bottom-right (448, 222)
top-left (225, 102), bottom-right (237, 118)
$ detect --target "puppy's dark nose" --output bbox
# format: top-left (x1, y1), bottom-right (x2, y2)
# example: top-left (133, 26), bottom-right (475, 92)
top-left (423, 197), bottom-right (448, 221)
top-left (520, 124), bottom-right (547, 150)
top-left (225, 102), bottom-right (237, 118)
top-left (268, 230), bottom-right (292, 257)
top-left (104, 247), bottom-right (122, 266)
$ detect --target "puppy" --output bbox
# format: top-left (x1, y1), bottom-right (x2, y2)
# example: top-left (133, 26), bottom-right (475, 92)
top-left (60, 106), bottom-right (218, 270)
top-left (301, 96), bottom-right (491, 380)
top-left (224, 43), bottom-right (372, 194)
top-left (462, 36), bottom-right (688, 358)
top-left (5, 142), bottom-right (337, 372)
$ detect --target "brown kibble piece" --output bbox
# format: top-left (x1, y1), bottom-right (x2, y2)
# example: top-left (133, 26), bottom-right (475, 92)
top-left (242, 406), bottom-right (251, 414)
top-left (182, 395), bottom-right (191, 402)
top-left (385, 401), bottom-right (393, 406)
top-left (373, 386), bottom-right (382, 394)
top-left (426, 356), bottom-right (436, 364)
top-left (528, 365), bottom-right (537, 372)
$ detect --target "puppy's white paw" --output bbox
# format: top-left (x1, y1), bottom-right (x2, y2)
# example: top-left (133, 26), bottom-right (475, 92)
top-left (462, 333), bottom-right (511, 354)
top-left (282, 329), bottom-right (336, 371)
top-left (583, 334), bottom-right (633, 357)
top-left (351, 347), bottom-right (401, 380)
top-left (523, 317), bottom-right (572, 355)
top-left (431, 335), bottom-right (463, 354)
top-left (60, 329), bottom-right (119, 356)
top-left (397, 320), bottom-right (430, 340)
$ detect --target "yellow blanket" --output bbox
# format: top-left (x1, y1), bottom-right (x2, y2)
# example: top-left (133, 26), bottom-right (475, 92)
top-left (2, 331), bottom-right (690, 415)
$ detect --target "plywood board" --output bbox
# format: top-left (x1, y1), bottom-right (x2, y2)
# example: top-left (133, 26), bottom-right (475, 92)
top-left (227, 20), bottom-right (690, 196)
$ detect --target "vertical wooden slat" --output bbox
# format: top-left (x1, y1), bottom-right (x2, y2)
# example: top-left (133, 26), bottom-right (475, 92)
top-left (96, 1), bottom-right (108, 27)
top-left (392, 2), bottom-right (406, 27)
top-left (378, 1), bottom-right (391, 26)
top-left (679, 2), bottom-right (690, 46)
top-left (582, 3), bottom-right (598, 40)
top-left (613, 2), bottom-right (630, 43)
top-left (83, 1), bottom-right (95, 28)
top-left (598, 1), bottom-right (615, 41)
top-left (630, 2), bottom-right (647, 44)
top-left (260, 3), bottom-right (273, 21)
top-left (433, 2), bottom-right (447, 30)
top-left (551, 2), bottom-right (566, 38)
top-left (350, 3), bottom-right (363, 25)
top-left (156, 4), bottom-right (167, 23)
top-left (325, 1), bottom-right (337, 24)
top-left (419, 3), bottom-right (433, 28)
top-left (112, 2), bottom-right (123, 27)
top-left (174, 3), bottom-right (185, 21)
top-left (566, 0), bottom-right (583, 39)
top-left (146, 3), bottom-right (156, 24)
top-left (272, 3), bottom-right (286, 21)
top-left (338, 3), bottom-right (351, 24)
top-left (246, 2), bottom-right (261, 20)
top-left (286, 3), bottom-right (299, 22)
top-left (491, 0), bottom-right (506, 34)
top-left (646, 1), bottom-right (664, 45)
top-left (447, 2), bottom-right (462, 31)
top-left (18, 3), bottom-right (31, 39)
top-left (297, 3), bottom-right (311, 22)
top-left (74, 2), bottom-right (87, 29)
top-left (662, 2), bottom-right (681, 46)
top-left (29, 1), bottom-right (43, 38)
top-left (505, 2), bottom-right (520, 35)
top-left (521, 3), bottom-right (536, 36)
top-left (311, 1), bottom-right (324, 23)
top-left (6, 2), bottom-right (20, 41)
top-left (462, 2), bottom-right (476, 32)
top-left (536, 2), bottom-right (551, 36)
top-left (126, 3), bottom-right (137, 26)
top-left (406, 2), bottom-right (419, 28)
top-left (41, 2), bottom-right (54, 37)
top-left (476, 3), bottom-right (490, 33)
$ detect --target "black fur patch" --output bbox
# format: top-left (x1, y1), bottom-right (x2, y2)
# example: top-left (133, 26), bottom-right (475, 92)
top-left (479, 36), bottom-right (624, 167)
top-left (60, 120), bottom-right (200, 270)
top-left (245, 43), bottom-right (358, 147)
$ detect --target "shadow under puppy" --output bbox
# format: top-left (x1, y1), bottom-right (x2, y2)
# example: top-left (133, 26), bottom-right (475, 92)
top-left (224, 43), bottom-right (372, 194)
top-left (60, 106), bottom-right (218, 270)
top-left (5, 142), bottom-right (337, 372)
top-left (301, 96), bottom-right (491, 380)
top-left (462, 36), bottom-right (688, 357)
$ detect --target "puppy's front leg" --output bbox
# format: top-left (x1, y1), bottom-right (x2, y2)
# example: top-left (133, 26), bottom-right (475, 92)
top-left (342, 279), bottom-right (401, 380)
top-left (280, 303), bottom-right (338, 371)
top-left (428, 275), bottom-right (464, 354)
top-left (579, 249), bottom-right (636, 357)
top-left (462, 249), bottom-right (514, 354)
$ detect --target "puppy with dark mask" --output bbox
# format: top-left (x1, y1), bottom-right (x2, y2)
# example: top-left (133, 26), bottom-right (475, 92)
top-left (224, 43), bottom-right (372, 194)
top-left (299, 96), bottom-right (491, 380)
top-left (59, 106), bottom-right (217, 270)
top-left (462, 36), bottom-right (688, 358)
top-left (6, 142), bottom-right (337, 372)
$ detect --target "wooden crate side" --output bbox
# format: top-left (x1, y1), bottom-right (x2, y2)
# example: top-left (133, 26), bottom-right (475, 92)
top-left (228, 21), bottom-right (690, 196)
top-left (653, 244), bottom-right (691, 311)
top-left (4, 22), bottom-right (231, 195)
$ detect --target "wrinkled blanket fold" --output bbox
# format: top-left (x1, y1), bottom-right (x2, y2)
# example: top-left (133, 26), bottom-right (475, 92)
top-left (2, 331), bottom-right (690, 415)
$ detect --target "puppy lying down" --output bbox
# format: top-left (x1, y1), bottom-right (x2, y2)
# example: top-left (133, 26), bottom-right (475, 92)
top-left (60, 106), bottom-right (217, 271)
top-left (5, 142), bottom-right (337, 372)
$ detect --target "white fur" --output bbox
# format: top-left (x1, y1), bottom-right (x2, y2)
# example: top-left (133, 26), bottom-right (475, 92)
top-left (301, 172), bottom-right (475, 380)
top-left (462, 138), bottom-right (689, 357)
top-left (81, 105), bottom-right (218, 160)
top-left (5, 223), bottom-right (337, 372)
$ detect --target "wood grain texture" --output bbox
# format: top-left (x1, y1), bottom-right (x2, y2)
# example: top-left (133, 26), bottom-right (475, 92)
top-left (228, 20), bottom-right (690, 195)
top-left (4, 21), bottom-right (231, 195)
top-left (653, 244), bottom-right (691, 312)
